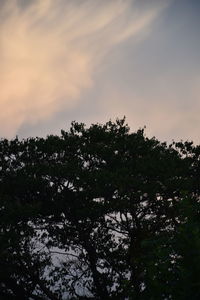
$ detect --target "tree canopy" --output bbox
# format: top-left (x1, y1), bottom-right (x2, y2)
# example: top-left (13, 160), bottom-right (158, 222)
top-left (1, 118), bottom-right (200, 299)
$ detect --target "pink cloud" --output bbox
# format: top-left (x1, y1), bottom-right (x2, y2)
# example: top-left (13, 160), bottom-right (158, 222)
top-left (0, 0), bottom-right (166, 137)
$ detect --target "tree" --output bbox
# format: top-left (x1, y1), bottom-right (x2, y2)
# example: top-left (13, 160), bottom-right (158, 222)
top-left (0, 118), bottom-right (200, 299)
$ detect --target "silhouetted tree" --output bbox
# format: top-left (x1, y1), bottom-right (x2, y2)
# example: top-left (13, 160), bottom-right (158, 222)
top-left (0, 118), bottom-right (200, 299)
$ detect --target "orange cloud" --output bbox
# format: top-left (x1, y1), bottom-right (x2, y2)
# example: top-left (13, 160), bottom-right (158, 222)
top-left (0, 0), bottom-right (165, 137)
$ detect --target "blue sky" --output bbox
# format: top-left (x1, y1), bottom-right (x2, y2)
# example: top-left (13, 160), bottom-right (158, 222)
top-left (1, 0), bottom-right (200, 142)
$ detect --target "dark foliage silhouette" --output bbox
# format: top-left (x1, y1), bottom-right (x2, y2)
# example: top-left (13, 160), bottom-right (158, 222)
top-left (1, 118), bottom-right (200, 299)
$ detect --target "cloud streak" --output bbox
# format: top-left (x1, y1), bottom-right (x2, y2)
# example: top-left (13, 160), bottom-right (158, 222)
top-left (0, 0), bottom-right (165, 137)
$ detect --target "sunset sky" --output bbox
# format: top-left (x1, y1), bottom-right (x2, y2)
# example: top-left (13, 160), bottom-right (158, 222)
top-left (1, 0), bottom-right (200, 142)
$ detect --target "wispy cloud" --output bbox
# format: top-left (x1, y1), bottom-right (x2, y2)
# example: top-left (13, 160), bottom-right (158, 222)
top-left (0, 0), bottom-right (165, 137)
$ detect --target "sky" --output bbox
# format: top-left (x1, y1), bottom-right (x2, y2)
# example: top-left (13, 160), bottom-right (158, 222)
top-left (1, 0), bottom-right (200, 143)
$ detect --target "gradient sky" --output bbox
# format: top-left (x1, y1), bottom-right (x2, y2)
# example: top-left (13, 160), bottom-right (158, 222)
top-left (1, 0), bottom-right (200, 143)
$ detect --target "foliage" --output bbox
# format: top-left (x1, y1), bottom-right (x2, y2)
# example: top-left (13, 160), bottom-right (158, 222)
top-left (0, 118), bottom-right (200, 299)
